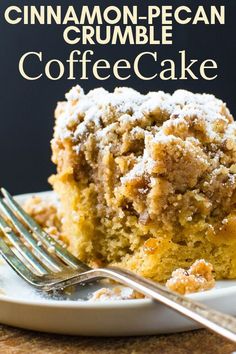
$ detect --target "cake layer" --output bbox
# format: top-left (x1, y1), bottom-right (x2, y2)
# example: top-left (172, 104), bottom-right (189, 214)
top-left (50, 86), bottom-right (236, 281)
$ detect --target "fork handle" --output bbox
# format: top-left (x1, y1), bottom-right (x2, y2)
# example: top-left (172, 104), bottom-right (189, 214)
top-left (73, 266), bottom-right (236, 342)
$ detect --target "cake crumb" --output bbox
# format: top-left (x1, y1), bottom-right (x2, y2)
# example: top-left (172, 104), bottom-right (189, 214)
top-left (89, 286), bottom-right (145, 302)
top-left (48, 245), bottom-right (55, 253)
top-left (166, 259), bottom-right (215, 295)
top-left (4, 227), bottom-right (12, 233)
top-left (24, 196), bottom-right (60, 230)
top-left (23, 196), bottom-right (68, 248)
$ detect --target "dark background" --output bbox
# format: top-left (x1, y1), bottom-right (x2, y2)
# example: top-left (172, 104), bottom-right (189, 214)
top-left (0, 0), bottom-right (235, 194)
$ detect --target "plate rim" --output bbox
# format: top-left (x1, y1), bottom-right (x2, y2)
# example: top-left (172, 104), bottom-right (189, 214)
top-left (1, 282), bottom-right (236, 309)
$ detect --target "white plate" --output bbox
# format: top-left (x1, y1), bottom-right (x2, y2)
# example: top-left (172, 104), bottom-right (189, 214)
top-left (0, 191), bottom-right (235, 336)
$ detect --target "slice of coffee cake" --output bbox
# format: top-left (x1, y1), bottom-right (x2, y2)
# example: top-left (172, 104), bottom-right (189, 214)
top-left (50, 85), bottom-right (236, 281)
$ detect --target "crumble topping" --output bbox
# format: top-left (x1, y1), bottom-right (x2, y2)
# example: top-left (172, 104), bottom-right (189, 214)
top-left (166, 259), bottom-right (215, 295)
top-left (52, 86), bottom-right (236, 230)
top-left (54, 85), bottom-right (233, 144)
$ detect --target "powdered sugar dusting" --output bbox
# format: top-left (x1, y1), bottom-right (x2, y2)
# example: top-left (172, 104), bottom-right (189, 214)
top-left (54, 85), bottom-right (233, 144)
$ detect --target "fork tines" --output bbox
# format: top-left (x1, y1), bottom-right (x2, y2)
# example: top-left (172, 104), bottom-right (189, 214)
top-left (0, 188), bottom-right (89, 286)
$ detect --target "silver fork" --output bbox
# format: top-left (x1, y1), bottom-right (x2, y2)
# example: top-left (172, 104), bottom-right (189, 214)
top-left (0, 188), bottom-right (236, 342)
